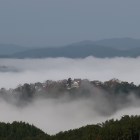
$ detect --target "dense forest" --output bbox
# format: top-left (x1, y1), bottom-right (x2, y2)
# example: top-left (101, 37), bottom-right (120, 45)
top-left (0, 78), bottom-right (140, 116)
top-left (1, 78), bottom-right (140, 101)
top-left (0, 121), bottom-right (50, 140)
top-left (1, 115), bottom-right (140, 140)
top-left (52, 115), bottom-right (140, 140)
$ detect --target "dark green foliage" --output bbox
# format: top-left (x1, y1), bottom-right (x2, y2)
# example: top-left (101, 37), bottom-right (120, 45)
top-left (1, 116), bottom-right (140, 140)
top-left (51, 115), bottom-right (140, 140)
top-left (51, 125), bottom-right (101, 140)
top-left (0, 121), bottom-right (50, 140)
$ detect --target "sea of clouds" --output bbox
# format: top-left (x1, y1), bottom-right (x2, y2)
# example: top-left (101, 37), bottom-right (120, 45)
top-left (0, 57), bottom-right (140, 135)
top-left (0, 57), bottom-right (140, 88)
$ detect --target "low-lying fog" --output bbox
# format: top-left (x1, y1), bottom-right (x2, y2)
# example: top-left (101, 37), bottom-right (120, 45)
top-left (0, 57), bottom-right (140, 88)
top-left (0, 57), bottom-right (140, 134)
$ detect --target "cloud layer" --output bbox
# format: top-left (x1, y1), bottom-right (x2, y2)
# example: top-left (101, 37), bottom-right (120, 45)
top-left (0, 57), bottom-right (140, 134)
top-left (0, 57), bottom-right (140, 89)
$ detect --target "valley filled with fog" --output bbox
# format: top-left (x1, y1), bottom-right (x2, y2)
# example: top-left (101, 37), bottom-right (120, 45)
top-left (0, 57), bottom-right (140, 88)
top-left (0, 57), bottom-right (140, 134)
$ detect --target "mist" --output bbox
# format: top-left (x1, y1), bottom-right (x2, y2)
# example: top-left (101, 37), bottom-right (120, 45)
top-left (1, 85), bottom-right (140, 135)
top-left (1, 57), bottom-right (140, 134)
top-left (0, 57), bottom-right (140, 89)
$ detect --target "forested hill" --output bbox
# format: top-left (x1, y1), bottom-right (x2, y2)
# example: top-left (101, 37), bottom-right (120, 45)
top-left (1, 79), bottom-right (140, 139)
top-left (52, 115), bottom-right (140, 140)
top-left (1, 115), bottom-right (140, 140)
top-left (0, 121), bottom-right (50, 140)
top-left (1, 78), bottom-right (140, 116)
top-left (1, 78), bottom-right (140, 101)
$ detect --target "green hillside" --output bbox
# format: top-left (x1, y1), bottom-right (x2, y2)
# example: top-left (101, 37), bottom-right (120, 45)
top-left (1, 116), bottom-right (140, 140)
top-left (0, 121), bottom-right (50, 140)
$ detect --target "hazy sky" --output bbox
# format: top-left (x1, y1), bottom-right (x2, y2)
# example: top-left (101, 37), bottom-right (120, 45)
top-left (0, 0), bottom-right (140, 46)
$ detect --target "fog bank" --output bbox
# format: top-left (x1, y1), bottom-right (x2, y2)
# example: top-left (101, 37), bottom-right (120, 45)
top-left (0, 57), bottom-right (140, 88)
top-left (1, 93), bottom-right (140, 135)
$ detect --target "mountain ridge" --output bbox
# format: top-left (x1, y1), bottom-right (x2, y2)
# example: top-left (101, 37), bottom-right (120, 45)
top-left (1, 38), bottom-right (140, 58)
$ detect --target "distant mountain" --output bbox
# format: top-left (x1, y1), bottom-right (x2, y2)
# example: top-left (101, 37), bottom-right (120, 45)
top-left (10, 42), bottom-right (140, 58)
top-left (1, 38), bottom-right (140, 58)
top-left (0, 44), bottom-right (28, 55)
top-left (11, 44), bottom-right (122, 58)
top-left (94, 37), bottom-right (140, 50)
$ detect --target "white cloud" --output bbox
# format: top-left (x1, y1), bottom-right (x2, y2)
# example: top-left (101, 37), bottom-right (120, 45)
top-left (0, 57), bottom-right (140, 135)
top-left (0, 57), bottom-right (140, 88)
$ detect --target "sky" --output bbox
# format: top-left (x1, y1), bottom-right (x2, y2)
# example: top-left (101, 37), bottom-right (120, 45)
top-left (0, 0), bottom-right (140, 46)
